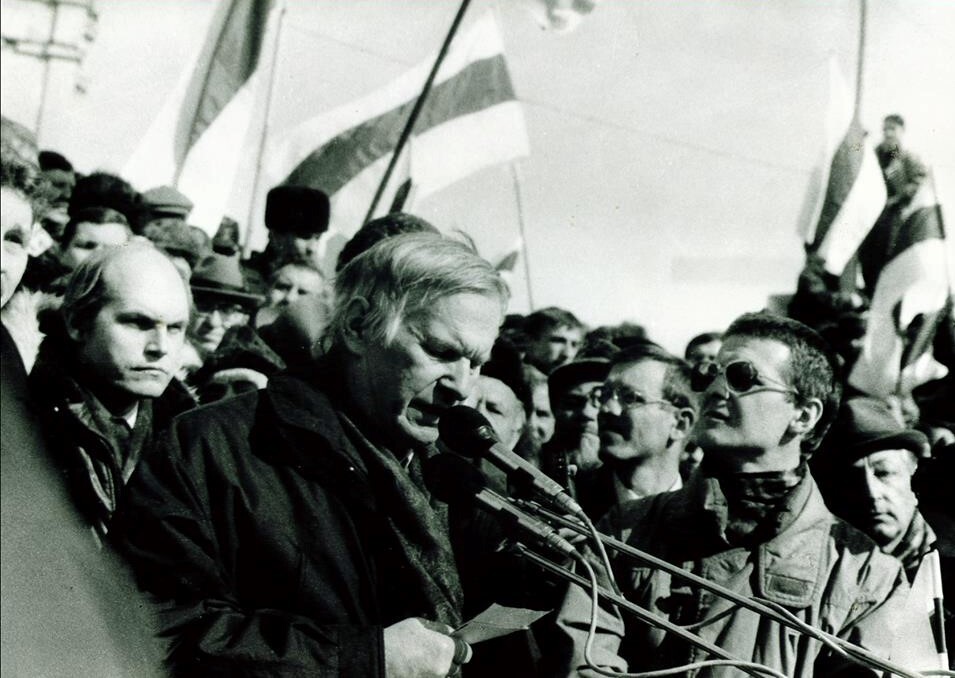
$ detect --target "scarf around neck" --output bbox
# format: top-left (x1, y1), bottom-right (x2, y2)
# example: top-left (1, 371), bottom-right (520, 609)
top-left (337, 412), bottom-right (463, 626)
top-left (701, 459), bottom-right (808, 547)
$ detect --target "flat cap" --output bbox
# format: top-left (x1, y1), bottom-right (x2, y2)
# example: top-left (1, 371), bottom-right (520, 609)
top-left (142, 185), bottom-right (193, 217)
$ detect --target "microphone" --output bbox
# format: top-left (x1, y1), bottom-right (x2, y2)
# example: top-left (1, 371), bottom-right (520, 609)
top-left (424, 453), bottom-right (577, 557)
top-left (439, 406), bottom-right (586, 519)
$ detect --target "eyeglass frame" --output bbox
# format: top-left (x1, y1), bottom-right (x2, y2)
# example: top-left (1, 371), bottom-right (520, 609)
top-left (589, 383), bottom-right (675, 412)
top-left (691, 359), bottom-right (799, 397)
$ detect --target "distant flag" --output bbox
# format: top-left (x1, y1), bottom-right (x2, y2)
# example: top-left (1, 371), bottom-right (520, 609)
top-left (797, 56), bottom-right (851, 244)
top-left (523, 0), bottom-right (602, 33)
top-left (493, 237), bottom-right (524, 296)
top-left (123, 0), bottom-right (284, 230)
top-left (494, 239), bottom-right (523, 273)
top-left (803, 57), bottom-right (887, 276)
top-left (244, 9), bottom-right (530, 270)
top-left (848, 179), bottom-right (950, 396)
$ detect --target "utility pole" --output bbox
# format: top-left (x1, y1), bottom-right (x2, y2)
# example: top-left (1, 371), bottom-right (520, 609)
top-left (1, 0), bottom-right (99, 140)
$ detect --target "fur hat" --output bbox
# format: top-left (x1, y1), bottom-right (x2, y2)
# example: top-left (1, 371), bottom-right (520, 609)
top-left (265, 186), bottom-right (330, 238)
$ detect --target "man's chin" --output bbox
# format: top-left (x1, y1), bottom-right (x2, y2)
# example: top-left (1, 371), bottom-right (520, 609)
top-left (398, 418), bottom-right (441, 446)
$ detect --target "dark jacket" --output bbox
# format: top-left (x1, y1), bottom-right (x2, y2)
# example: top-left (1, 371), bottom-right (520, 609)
top-left (2, 323), bottom-right (165, 677)
top-left (29, 336), bottom-right (195, 539)
top-left (554, 471), bottom-right (913, 677)
top-left (111, 370), bottom-right (465, 677)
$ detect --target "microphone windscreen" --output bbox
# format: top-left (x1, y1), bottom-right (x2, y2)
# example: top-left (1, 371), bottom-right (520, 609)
top-left (423, 453), bottom-right (488, 504)
top-left (438, 405), bottom-right (498, 457)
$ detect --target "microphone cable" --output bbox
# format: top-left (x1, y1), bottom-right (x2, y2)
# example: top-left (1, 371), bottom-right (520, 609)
top-left (520, 499), bottom-right (931, 678)
top-left (577, 552), bottom-right (789, 678)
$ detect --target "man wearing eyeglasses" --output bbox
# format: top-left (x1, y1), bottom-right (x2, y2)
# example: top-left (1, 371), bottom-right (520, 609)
top-left (552, 312), bottom-right (911, 677)
top-left (574, 343), bottom-right (698, 522)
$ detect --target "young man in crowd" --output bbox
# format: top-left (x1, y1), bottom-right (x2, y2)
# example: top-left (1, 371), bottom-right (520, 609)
top-left (554, 312), bottom-right (912, 677)
top-left (523, 306), bottom-right (586, 374)
top-left (58, 207), bottom-right (132, 270)
top-left (30, 242), bottom-right (195, 541)
top-left (575, 343), bottom-right (698, 521)
top-left (112, 232), bottom-right (509, 677)
top-left (538, 353), bottom-right (609, 495)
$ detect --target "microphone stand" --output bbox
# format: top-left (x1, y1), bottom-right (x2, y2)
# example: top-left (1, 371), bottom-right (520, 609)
top-left (509, 543), bottom-right (773, 678)
top-left (515, 500), bottom-right (925, 678)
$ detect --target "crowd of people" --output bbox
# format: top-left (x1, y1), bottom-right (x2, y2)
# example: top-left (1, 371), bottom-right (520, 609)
top-left (0, 114), bottom-right (952, 677)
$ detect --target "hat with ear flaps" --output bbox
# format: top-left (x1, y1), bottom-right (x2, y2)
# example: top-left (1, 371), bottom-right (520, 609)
top-left (265, 186), bottom-right (330, 238)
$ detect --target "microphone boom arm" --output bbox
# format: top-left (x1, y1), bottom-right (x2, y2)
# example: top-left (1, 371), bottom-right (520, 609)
top-left (511, 543), bottom-right (777, 678)
top-left (515, 500), bottom-right (925, 678)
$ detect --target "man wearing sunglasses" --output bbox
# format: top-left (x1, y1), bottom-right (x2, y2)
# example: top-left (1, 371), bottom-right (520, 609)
top-left (554, 312), bottom-right (911, 677)
top-left (574, 343), bottom-right (698, 522)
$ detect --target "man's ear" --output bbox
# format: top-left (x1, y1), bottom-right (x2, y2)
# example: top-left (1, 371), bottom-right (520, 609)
top-left (788, 397), bottom-right (824, 438)
top-left (670, 407), bottom-right (696, 443)
top-left (340, 296), bottom-right (371, 355)
top-left (65, 316), bottom-right (84, 343)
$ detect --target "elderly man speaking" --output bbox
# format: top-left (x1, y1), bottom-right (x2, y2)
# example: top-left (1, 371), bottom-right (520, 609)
top-left (113, 233), bottom-right (508, 677)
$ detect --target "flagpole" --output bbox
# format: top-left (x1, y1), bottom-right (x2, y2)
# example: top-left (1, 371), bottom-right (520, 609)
top-left (509, 161), bottom-right (535, 311)
top-left (363, 0), bottom-right (473, 225)
top-left (853, 0), bottom-right (866, 120)
top-left (241, 0), bottom-right (287, 257)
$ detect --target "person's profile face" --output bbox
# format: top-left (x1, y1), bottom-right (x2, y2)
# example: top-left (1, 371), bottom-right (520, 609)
top-left (690, 336), bottom-right (801, 469)
top-left (1, 187), bottom-right (34, 308)
top-left (530, 381), bottom-right (555, 445)
top-left (349, 292), bottom-right (503, 448)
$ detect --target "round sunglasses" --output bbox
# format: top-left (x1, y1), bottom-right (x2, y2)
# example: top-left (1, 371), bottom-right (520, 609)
top-left (691, 360), bottom-right (798, 396)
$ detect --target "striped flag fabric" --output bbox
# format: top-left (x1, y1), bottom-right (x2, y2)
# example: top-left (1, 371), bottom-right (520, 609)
top-left (848, 181), bottom-right (951, 396)
top-left (800, 57), bottom-right (886, 276)
top-left (123, 0), bottom-right (284, 229)
top-left (243, 9), bottom-right (530, 268)
top-left (806, 115), bottom-right (887, 277)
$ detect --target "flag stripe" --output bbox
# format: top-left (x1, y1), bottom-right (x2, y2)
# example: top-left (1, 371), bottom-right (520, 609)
top-left (173, 0), bottom-right (274, 168)
top-left (810, 117), bottom-right (866, 250)
top-left (284, 55), bottom-right (516, 192)
top-left (858, 204), bottom-right (944, 291)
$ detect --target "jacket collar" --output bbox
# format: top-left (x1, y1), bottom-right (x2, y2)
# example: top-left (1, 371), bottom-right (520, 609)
top-left (254, 368), bottom-right (379, 515)
top-left (677, 470), bottom-right (834, 609)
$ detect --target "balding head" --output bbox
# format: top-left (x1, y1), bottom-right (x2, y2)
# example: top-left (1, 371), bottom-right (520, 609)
top-left (63, 243), bottom-right (192, 411)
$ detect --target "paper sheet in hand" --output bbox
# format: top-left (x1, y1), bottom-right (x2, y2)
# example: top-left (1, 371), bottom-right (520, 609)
top-left (454, 604), bottom-right (549, 644)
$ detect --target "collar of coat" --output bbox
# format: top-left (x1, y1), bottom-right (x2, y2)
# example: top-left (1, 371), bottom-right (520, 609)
top-left (610, 471), bottom-right (836, 609)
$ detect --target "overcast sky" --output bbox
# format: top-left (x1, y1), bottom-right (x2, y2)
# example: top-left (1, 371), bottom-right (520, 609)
top-left (2, 0), bottom-right (953, 352)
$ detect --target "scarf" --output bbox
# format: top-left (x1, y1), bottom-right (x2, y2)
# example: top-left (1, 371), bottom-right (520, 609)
top-left (338, 413), bottom-right (463, 626)
top-left (890, 510), bottom-right (936, 584)
top-left (701, 459), bottom-right (808, 547)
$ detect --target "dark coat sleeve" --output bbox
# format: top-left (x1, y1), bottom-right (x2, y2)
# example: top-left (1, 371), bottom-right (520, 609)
top-left (110, 406), bottom-right (384, 678)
